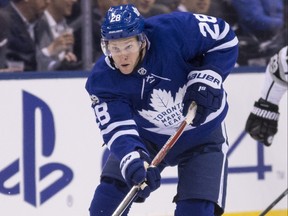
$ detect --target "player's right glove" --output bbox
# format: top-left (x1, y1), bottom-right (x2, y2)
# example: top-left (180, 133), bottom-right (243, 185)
top-left (120, 149), bottom-right (161, 199)
top-left (183, 82), bottom-right (223, 126)
top-left (245, 98), bottom-right (280, 146)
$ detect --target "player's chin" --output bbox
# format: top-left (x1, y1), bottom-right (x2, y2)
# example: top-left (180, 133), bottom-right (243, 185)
top-left (119, 65), bottom-right (134, 75)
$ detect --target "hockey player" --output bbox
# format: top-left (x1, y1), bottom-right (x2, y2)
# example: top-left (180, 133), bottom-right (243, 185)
top-left (245, 46), bottom-right (288, 146)
top-left (85, 4), bottom-right (238, 216)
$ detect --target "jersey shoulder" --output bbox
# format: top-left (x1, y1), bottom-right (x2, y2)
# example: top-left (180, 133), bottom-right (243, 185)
top-left (85, 57), bottom-right (117, 95)
top-left (144, 12), bottom-right (199, 34)
top-left (85, 57), bottom-right (137, 104)
top-left (143, 12), bottom-right (203, 54)
top-left (268, 46), bottom-right (288, 86)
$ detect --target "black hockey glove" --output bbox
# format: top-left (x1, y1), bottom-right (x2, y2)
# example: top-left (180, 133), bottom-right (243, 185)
top-left (120, 149), bottom-right (161, 199)
top-left (245, 98), bottom-right (279, 146)
top-left (183, 83), bottom-right (223, 126)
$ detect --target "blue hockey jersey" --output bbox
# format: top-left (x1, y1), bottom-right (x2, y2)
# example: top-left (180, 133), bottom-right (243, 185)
top-left (86, 12), bottom-right (238, 165)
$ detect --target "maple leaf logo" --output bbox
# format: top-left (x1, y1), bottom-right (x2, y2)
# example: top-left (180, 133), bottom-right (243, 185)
top-left (138, 86), bottom-right (186, 129)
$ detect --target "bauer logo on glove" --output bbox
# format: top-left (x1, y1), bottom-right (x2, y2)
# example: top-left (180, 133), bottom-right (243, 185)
top-left (183, 70), bottom-right (224, 126)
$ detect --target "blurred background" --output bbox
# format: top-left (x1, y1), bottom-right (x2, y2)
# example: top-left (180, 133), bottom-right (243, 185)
top-left (0, 0), bottom-right (287, 73)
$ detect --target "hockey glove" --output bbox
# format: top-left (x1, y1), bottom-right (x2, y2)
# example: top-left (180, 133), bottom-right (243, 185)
top-left (245, 98), bottom-right (279, 146)
top-left (183, 82), bottom-right (223, 126)
top-left (120, 149), bottom-right (161, 199)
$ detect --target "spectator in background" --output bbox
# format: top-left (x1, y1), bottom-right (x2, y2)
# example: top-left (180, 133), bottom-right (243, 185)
top-left (36, 0), bottom-right (82, 71)
top-left (155, 0), bottom-right (181, 12)
top-left (91, 0), bottom-right (129, 60)
top-left (209, 0), bottom-right (238, 27)
top-left (231, 0), bottom-right (285, 66)
top-left (97, 0), bottom-right (129, 15)
top-left (111, 0), bottom-right (129, 6)
top-left (177, 0), bottom-right (211, 14)
top-left (128, 0), bottom-right (170, 18)
top-left (0, 10), bottom-right (8, 70)
top-left (4, 0), bottom-right (50, 72)
top-left (66, 0), bottom-right (81, 24)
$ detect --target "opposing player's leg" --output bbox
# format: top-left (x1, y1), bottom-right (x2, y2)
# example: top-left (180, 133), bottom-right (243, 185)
top-left (89, 153), bottom-right (131, 216)
top-left (174, 122), bottom-right (229, 216)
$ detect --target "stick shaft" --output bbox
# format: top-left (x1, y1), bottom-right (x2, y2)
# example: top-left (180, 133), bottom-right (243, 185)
top-left (150, 120), bottom-right (188, 166)
top-left (259, 188), bottom-right (288, 216)
top-left (151, 101), bottom-right (196, 168)
top-left (112, 186), bottom-right (139, 216)
top-left (112, 102), bottom-right (197, 216)
top-left (111, 123), bottom-right (187, 216)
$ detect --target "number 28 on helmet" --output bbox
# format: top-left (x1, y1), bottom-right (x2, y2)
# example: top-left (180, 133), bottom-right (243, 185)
top-left (101, 4), bottom-right (146, 56)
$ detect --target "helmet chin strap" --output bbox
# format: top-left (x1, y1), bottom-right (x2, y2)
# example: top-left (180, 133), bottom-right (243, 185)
top-left (108, 56), bottom-right (117, 69)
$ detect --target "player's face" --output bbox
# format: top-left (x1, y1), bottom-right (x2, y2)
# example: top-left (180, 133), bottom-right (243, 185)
top-left (130, 0), bottom-right (156, 14)
top-left (29, 0), bottom-right (51, 21)
top-left (52, 0), bottom-right (76, 17)
top-left (108, 37), bottom-right (143, 74)
top-left (97, 0), bottom-right (128, 12)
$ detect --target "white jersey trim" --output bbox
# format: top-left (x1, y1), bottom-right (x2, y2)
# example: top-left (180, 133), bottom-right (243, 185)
top-left (207, 37), bottom-right (238, 53)
top-left (120, 151), bottom-right (140, 179)
top-left (217, 122), bottom-right (229, 207)
top-left (217, 22), bottom-right (230, 41)
top-left (101, 120), bottom-right (136, 135)
top-left (107, 129), bottom-right (139, 149)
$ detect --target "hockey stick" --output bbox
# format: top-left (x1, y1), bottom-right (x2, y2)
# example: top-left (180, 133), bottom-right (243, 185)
top-left (112, 102), bottom-right (197, 216)
top-left (259, 188), bottom-right (288, 216)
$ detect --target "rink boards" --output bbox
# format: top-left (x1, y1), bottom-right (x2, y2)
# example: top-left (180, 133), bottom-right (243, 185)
top-left (0, 70), bottom-right (287, 216)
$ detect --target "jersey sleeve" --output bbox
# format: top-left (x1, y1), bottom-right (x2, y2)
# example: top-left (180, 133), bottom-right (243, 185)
top-left (260, 46), bottom-right (288, 105)
top-left (171, 12), bottom-right (239, 80)
top-left (85, 62), bottom-right (148, 160)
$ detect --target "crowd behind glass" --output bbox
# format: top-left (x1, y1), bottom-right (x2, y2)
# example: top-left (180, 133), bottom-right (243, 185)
top-left (0, 0), bottom-right (286, 72)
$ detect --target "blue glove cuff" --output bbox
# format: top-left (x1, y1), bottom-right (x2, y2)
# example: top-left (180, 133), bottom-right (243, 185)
top-left (120, 151), bottom-right (140, 180)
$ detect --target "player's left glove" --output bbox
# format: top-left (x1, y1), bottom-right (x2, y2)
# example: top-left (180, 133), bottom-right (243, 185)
top-left (120, 149), bottom-right (161, 199)
top-left (183, 82), bottom-right (223, 126)
top-left (245, 98), bottom-right (280, 146)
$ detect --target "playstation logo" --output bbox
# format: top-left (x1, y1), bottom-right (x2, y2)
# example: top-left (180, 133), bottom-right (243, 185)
top-left (0, 91), bottom-right (73, 207)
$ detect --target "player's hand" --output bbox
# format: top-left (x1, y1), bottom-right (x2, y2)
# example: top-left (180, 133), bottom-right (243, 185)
top-left (120, 149), bottom-right (161, 199)
top-left (245, 98), bottom-right (279, 146)
top-left (183, 82), bottom-right (223, 126)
